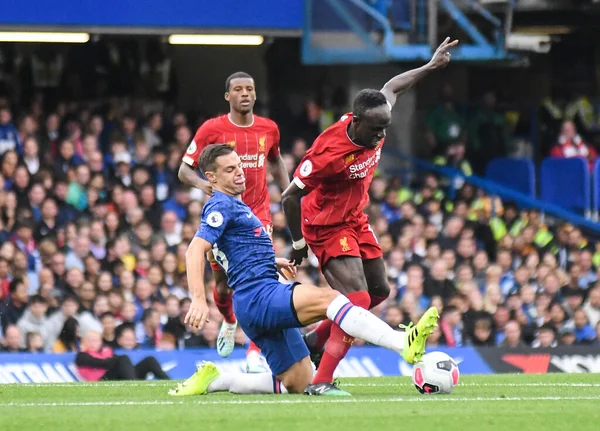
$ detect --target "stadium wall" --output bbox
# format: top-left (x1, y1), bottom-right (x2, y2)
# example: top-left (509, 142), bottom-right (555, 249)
top-left (2, 346), bottom-right (600, 384)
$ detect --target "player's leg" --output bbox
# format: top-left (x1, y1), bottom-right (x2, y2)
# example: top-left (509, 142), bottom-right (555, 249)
top-left (362, 257), bottom-right (391, 308)
top-left (101, 355), bottom-right (137, 380)
top-left (292, 284), bottom-right (439, 382)
top-left (210, 255), bottom-right (238, 358)
top-left (308, 256), bottom-right (371, 387)
top-left (301, 227), bottom-right (369, 374)
top-left (133, 356), bottom-right (171, 380)
top-left (211, 252), bottom-right (265, 370)
top-left (169, 328), bottom-right (311, 396)
top-left (357, 220), bottom-right (390, 308)
top-left (303, 257), bottom-right (390, 362)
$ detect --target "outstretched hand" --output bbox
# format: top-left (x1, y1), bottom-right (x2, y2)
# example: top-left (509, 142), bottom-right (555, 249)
top-left (290, 245), bottom-right (308, 267)
top-left (429, 37), bottom-right (459, 69)
top-left (276, 258), bottom-right (297, 280)
top-left (184, 299), bottom-right (210, 330)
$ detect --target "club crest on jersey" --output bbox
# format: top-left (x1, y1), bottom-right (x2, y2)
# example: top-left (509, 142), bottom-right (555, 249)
top-left (340, 237), bottom-right (351, 252)
top-left (207, 211), bottom-right (224, 228)
top-left (227, 141), bottom-right (236, 149)
top-left (344, 154), bottom-right (355, 165)
top-left (299, 160), bottom-right (313, 177)
top-left (186, 141), bottom-right (197, 154)
top-left (258, 136), bottom-right (266, 152)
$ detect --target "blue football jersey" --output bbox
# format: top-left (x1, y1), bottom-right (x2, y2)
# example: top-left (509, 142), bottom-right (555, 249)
top-left (196, 191), bottom-right (278, 291)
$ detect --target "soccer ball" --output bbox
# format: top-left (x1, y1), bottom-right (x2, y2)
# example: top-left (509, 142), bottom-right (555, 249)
top-left (412, 351), bottom-right (459, 394)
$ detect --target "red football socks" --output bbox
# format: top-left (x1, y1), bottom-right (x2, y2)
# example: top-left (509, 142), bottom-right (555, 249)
top-left (310, 320), bottom-right (333, 351)
top-left (247, 340), bottom-right (261, 355)
top-left (312, 290), bottom-right (371, 384)
top-left (307, 292), bottom-right (389, 351)
top-left (212, 284), bottom-right (237, 324)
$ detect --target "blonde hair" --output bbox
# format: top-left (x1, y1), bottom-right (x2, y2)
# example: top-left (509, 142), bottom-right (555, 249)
top-left (483, 283), bottom-right (502, 314)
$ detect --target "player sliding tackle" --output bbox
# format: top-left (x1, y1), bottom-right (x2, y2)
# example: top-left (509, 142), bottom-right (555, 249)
top-left (281, 37), bottom-right (459, 395)
top-left (169, 144), bottom-right (438, 397)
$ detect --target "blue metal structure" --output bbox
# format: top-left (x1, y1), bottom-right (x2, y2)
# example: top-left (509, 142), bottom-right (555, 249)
top-left (302, 0), bottom-right (517, 64)
top-left (385, 149), bottom-right (600, 236)
top-left (485, 158), bottom-right (536, 199)
top-left (0, 0), bottom-right (303, 32)
top-left (540, 158), bottom-right (591, 215)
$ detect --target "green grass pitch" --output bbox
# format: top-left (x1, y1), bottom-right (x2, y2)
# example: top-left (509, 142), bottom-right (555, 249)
top-left (1, 374), bottom-right (599, 431)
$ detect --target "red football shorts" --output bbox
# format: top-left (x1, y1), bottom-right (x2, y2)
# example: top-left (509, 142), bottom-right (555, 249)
top-left (303, 214), bottom-right (382, 270)
top-left (209, 220), bottom-right (273, 271)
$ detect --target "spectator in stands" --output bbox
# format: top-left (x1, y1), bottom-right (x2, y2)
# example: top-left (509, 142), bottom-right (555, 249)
top-left (573, 307), bottom-right (597, 344)
top-left (53, 317), bottom-right (80, 353)
top-left (17, 294), bottom-right (49, 347)
top-left (76, 331), bottom-right (170, 381)
top-left (0, 105), bottom-right (21, 156)
top-left (100, 311), bottom-right (118, 348)
top-left (425, 84), bottom-right (465, 156)
top-left (439, 306), bottom-right (464, 347)
top-left (25, 331), bottom-right (44, 353)
top-left (550, 120), bottom-right (597, 170)
top-left (468, 91), bottom-right (510, 174)
top-left (1, 325), bottom-right (24, 352)
top-left (115, 325), bottom-right (138, 350)
top-left (532, 323), bottom-right (558, 348)
top-left (500, 320), bottom-right (527, 348)
top-left (0, 277), bottom-right (28, 328)
top-left (468, 318), bottom-right (495, 347)
top-left (433, 140), bottom-right (472, 180)
top-left (136, 308), bottom-right (162, 348)
top-left (584, 286), bottom-right (600, 327)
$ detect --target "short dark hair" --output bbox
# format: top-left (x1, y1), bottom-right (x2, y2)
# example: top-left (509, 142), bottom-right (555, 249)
top-left (30, 294), bottom-right (47, 305)
top-left (225, 71), bottom-right (253, 91)
top-left (9, 278), bottom-right (25, 294)
top-left (198, 144), bottom-right (235, 175)
top-left (353, 89), bottom-right (388, 118)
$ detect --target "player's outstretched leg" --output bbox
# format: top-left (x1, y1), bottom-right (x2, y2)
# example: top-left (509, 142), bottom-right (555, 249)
top-left (168, 362), bottom-right (288, 396)
top-left (293, 285), bottom-right (439, 396)
top-left (302, 292), bottom-right (388, 369)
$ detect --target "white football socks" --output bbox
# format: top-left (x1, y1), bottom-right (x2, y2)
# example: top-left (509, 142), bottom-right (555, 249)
top-left (208, 372), bottom-right (288, 395)
top-left (325, 294), bottom-right (405, 353)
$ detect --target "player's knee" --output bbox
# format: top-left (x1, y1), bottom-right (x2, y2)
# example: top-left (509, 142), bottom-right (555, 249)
top-left (371, 279), bottom-right (390, 299)
top-left (314, 287), bottom-right (340, 312)
top-left (215, 279), bottom-right (230, 296)
top-left (279, 361), bottom-right (312, 394)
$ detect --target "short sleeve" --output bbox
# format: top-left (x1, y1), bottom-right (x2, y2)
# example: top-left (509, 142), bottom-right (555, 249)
top-left (267, 126), bottom-right (281, 160)
top-left (196, 201), bottom-right (231, 245)
top-left (182, 122), bottom-right (214, 167)
top-left (292, 150), bottom-right (335, 192)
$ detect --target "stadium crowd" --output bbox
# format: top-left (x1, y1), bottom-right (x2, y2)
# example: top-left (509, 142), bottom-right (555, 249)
top-left (1, 96), bottom-right (600, 355)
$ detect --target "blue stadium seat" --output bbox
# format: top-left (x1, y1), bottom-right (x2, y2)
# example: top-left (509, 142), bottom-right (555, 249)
top-left (540, 158), bottom-right (590, 214)
top-left (593, 159), bottom-right (600, 219)
top-left (485, 158), bottom-right (536, 198)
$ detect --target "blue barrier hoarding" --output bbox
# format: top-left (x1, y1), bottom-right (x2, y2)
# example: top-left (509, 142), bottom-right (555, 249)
top-left (0, 346), bottom-right (492, 384)
top-left (0, 0), bottom-right (303, 30)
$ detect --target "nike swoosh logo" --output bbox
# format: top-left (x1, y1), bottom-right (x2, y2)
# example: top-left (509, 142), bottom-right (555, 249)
top-left (246, 213), bottom-right (252, 218)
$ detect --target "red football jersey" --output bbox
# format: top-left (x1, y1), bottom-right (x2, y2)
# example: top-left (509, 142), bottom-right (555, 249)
top-left (183, 114), bottom-right (280, 225)
top-left (293, 113), bottom-right (383, 227)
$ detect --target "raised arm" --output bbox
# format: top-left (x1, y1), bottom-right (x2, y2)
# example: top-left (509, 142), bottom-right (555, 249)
top-left (381, 37), bottom-right (459, 108)
top-left (270, 154), bottom-right (290, 191)
top-left (281, 181), bottom-right (309, 265)
top-left (184, 236), bottom-right (213, 329)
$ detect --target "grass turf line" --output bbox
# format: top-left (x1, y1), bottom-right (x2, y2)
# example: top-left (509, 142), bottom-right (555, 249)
top-left (0, 374), bottom-right (599, 431)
